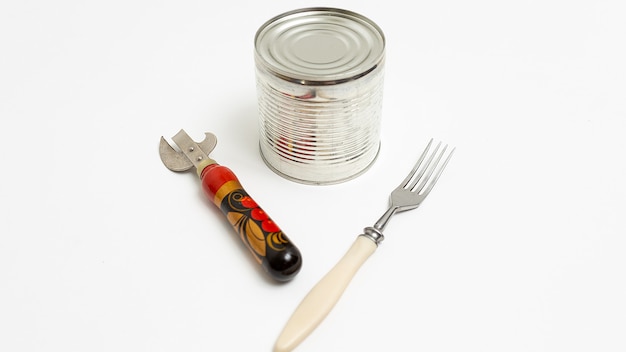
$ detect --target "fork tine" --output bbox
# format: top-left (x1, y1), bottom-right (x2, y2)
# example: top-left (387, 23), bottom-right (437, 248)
top-left (412, 143), bottom-right (446, 193)
top-left (415, 145), bottom-right (455, 195)
top-left (399, 138), bottom-right (433, 189)
top-left (407, 141), bottom-right (441, 191)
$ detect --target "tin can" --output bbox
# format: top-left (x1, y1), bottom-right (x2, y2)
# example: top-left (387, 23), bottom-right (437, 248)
top-left (254, 7), bottom-right (386, 185)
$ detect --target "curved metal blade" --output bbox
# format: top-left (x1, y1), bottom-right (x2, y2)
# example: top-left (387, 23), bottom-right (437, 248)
top-left (198, 132), bottom-right (218, 156)
top-left (159, 130), bottom-right (219, 172)
top-left (159, 136), bottom-right (193, 171)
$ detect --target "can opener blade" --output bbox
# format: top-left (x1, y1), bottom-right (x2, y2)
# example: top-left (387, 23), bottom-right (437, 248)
top-left (159, 129), bottom-right (217, 172)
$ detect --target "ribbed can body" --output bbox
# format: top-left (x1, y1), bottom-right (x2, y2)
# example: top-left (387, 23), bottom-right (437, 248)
top-left (254, 8), bottom-right (385, 185)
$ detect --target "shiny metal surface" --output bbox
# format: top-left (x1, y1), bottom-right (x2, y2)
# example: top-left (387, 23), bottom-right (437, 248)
top-left (159, 130), bottom-right (217, 172)
top-left (372, 139), bottom-right (455, 235)
top-left (255, 7), bottom-right (385, 84)
top-left (254, 8), bottom-right (385, 185)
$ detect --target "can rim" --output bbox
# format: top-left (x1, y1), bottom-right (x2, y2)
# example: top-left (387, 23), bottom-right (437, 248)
top-left (254, 7), bottom-right (386, 86)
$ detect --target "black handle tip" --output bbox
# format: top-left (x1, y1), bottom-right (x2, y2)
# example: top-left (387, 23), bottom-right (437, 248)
top-left (265, 244), bottom-right (302, 282)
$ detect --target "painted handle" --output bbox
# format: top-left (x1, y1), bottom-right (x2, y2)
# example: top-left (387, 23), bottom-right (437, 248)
top-left (200, 163), bottom-right (302, 281)
top-left (274, 235), bottom-right (377, 352)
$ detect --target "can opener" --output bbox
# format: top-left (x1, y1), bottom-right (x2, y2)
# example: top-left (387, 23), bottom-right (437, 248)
top-left (159, 129), bottom-right (302, 281)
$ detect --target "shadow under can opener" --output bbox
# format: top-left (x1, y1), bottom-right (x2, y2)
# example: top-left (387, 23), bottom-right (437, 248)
top-left (159, 129), bottom-right (302, 281)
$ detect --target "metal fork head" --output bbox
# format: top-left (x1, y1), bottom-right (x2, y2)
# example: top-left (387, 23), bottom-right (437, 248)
top-left (369, 138), bottom-right (454, 238)
top-left (391, 138), bottom-right (454, 213)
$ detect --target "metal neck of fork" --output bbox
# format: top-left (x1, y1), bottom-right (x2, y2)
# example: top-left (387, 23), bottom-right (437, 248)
top-left (362, 206), bottom-right (399, 245)
top-left (373, 206), bottom-right (398, 232)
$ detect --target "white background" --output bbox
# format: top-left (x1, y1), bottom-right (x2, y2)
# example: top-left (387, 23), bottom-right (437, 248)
top-left (1, 0), bottom-right (625, 351)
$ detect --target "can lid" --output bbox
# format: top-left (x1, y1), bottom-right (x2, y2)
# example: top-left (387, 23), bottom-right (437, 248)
top-left (255, 7), bottom-right (385, 85)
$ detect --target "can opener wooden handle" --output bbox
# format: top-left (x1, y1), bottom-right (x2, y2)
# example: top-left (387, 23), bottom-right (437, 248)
top-left (159, 129), bottom-right (302, 281)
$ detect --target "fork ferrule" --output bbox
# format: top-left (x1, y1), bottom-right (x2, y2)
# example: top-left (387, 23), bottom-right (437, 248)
top-left (361, 226), bottom-right (385, 245)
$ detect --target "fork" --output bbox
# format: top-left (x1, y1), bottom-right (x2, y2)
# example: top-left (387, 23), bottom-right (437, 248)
top-left (273, 139), bottom-right (455, 352)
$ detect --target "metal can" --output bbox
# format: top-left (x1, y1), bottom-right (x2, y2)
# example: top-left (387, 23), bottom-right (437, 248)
top-left (254, 7), bottom-right (386, 185)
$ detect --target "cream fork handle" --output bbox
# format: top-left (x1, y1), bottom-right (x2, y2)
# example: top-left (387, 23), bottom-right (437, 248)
top-left (274, 235), bottom-right (378, 352)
